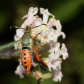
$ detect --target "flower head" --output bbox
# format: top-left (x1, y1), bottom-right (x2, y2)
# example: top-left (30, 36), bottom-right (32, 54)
top-left (14, 7), bottom-right (68, 82)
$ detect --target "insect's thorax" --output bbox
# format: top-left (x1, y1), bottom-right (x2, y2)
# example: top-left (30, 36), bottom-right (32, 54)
top-left (21, 32), bottom-right (33, 49)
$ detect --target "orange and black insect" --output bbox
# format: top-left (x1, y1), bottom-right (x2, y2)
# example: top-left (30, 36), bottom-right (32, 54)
top-left (0, 24), bottom-right (49, 74)
top-left (20, 24), bottom-right (49, 74)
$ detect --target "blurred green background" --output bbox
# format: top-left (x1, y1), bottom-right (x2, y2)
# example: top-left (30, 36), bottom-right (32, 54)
top-left (0, 0), bottom-right (84, 84)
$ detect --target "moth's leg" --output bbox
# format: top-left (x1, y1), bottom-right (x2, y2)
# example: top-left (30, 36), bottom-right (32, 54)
top-left (33, 45), bottom-right (49, 71)
top-left (30, 65), bottom-right (34, 72)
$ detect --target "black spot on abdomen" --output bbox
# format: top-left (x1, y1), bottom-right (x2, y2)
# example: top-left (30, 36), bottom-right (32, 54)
top-left (24, 53), bottom-right (26, 56)
top-left (24, 57), bottom-right (26, 60)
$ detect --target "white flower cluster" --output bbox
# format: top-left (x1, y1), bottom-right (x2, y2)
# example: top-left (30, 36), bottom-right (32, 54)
top-left (14, 7), bottom-right (68, 82)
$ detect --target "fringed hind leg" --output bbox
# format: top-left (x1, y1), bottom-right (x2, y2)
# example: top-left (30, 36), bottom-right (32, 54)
top-left (33, 45), bottom-right (49, 71)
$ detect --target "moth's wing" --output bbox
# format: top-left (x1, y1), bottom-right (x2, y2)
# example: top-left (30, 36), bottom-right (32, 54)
top-left (37, 43), bottom-right (51, 55)
top-left (33, 39), bottom-right (51, 55)
top-left (0, 41), bottom-right (21, 59)
top-left (33, 39), bottom-right (50, 71)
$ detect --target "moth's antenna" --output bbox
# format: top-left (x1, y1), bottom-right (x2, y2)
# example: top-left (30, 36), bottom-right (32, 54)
top-left (10, 25), bottom-right (26, 30)
top-left (10, 24), bottom-right (47, 30)
top-left (32, 24), bottom-right (47, 29)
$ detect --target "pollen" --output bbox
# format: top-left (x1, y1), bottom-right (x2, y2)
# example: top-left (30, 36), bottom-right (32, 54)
top-left (44, 36), bottom-right (47, 39)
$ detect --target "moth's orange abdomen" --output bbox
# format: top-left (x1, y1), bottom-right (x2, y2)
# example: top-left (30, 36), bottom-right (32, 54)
top-left (21, 50), bottom-right (32, 74)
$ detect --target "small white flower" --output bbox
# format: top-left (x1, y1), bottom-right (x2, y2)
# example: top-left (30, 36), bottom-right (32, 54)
top-left (40, 28), bottom-right (59, 44)
top-left (40, 30), bottom-right (50, 44)
top-left (21, 17), bottom-right (34, 28)
top-left (40, 8), bottom-right (54, 24)
top-left (14, 29), bottom-right (24, 41)
top-left (48, 42), bottom-right (60, 53)
top-left (22, 7), bottom-right (38, 19)
top-left (14, 35), bottom-right (20, 41)
top-left (21, 7), bottom-right (38, 28)
top-left (47, 18), bottom-right (57, 29)
top-left (52, 70), bottom-right (63, 82)
top-left (56, 20), bottom-right (62, 30)
top-left (60, 43), bottom-right (68, 60)
top-left (15, 62), bottom-right (26, 78)
top-left (30, 18), bottom-right (42, 37)
top-left (56, 20), bottom-right (66, 39)
top-left (46, 28), bottom-right (60, 42)
top-left (30, 18), bottom-right (42, 28)
top-left (47, 58), bottom-right (61, 71)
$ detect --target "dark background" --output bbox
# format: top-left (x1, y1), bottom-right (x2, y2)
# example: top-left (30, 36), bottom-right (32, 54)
top-left (0, 0), bottom-right (84, 84)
